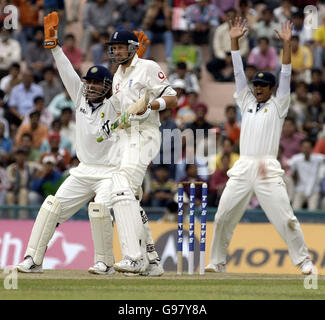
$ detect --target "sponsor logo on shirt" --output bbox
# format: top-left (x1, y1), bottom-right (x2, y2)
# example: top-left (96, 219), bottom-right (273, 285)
top-left (158, 71), bottom-right (166, 81)
top-left (129, 79), bottom-right (133, 88)
top-left (115, 83), bottom-right (120, 93)
top-left (79, 107), bottom-right (87, 114)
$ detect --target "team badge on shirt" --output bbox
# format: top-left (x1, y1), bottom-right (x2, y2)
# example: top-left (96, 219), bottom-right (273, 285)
top-left (264, 108), bottom-right (268, 113)
top-left (101, 112), bottom-right (105, 118)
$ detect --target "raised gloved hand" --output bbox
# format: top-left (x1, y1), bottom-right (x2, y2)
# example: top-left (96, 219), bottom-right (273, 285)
top-left (44, 11), bottom-right (59, 49)
top-left (133, 30), bottom-right (150, 58)
top-left (99, 119), bottom-right (111, 141)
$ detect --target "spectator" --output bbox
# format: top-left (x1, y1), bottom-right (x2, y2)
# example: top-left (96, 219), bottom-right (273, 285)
top-left (244, 64), bottom-right (257, 89)
top-left (116, 0), bottom-right (146, 30)
top-left (15, 110), bottom-right (48, 149)
top-left (174, 92), bottom-right (197, 130)
top-left (0, 63), bottom-right (21, 102)
top-left (40, 119), bottom-right (72, 154)
top-left (62, 33), bottom-right (83, 73)
top-left (60, 107), bottom-right (76, 155)
top-left (185, 0), bottom-right (219, 45)
top-left (303, 90), bottom-right (323, 144)
top-left (153, 108), bottom-right (178, 179)
top-left (208, 153), bottom-right (230, 206)
top-left (0, 121), bottom-right (12, 155)
top-left (6, 148), bottom-right (39, 219)
top-left (81, 0), bottom-right (117, 57)
top-left (8, 69), bottom-right (43, 124)
top-left (207, 51), bottom-right (234, 82)
top-left (290, 81), bottom-right (310, 129)
top-left (273, 0), bottom-right (298, 23)
top-left (171, 78), bottom-right (188, 116)
top-left (39, 66), bottom-right (63, 107)
top-left (0, 26), bottom-right (21, 79)
top-left (288, 139), bottom-right (324, 210)
top-left (25, 27), bottom-right (54, 82)
top-left (237, 0), bottom-right (258, 27)
top-left (221, 105), bottom-right (241, 147)
top-left (29, 155), bottom-right (65, 207)
top-left (251, 7), bottom-right (281, 49)
top-left (0, 91), bottom-right (10, 138)
top-left (308, 69), bottom-right (325, 102)
top-left (207, 8), bottom-right (249, 80)
top-left (18, 133), bottom-right (41, 162)
top-left (40, 132), bottom-right (71, 173)
top-left (312, 15), bottom-right (325, 69)
top-left (208, 137), bottom-right (239, 174)
top-left (247, 37), bottom-right (278, 72)
top-left (291, 10), bottom-right (313, 46)
top-left (48, 87), bottom-right (74, 119)
top-left (169, 62), bottom-right (200, 95)
top-left (168, 31), bottom-right (203, 78)
top-left (150, 164), bottom-right (177, 208)
top-left (281, 35), bottom-right (313, 83)
top-left (91, 32), bottom-right (111, 69)
top-left (12, 0), bottom-right (43, 58)
top-left (0, 158), bottom-right (10, 208)
top-left (185, 103), bottom-right (214, 143)
top-left (280, 117), bottom-right (305, 159)
top-left (23, 96), bottom-right (54, 128)
top-left (142, 0), bottom-right (174, 61)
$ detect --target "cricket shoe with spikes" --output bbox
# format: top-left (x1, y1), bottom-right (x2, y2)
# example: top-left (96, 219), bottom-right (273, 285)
top-left (140, 258), bottom-right (164, 276)
top-left (114, 257), bottom-right (145, 274)
top-left (298, 258), bottom-right (315, 275)
top-left (88, 261), bottom-right (115, 275)
top-left (16, 256), bottom-right (43, 273)
top-left (205, 263), bottom-right (226, 273)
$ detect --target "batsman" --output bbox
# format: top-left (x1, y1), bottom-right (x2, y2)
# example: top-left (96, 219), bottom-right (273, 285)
top-left (16, 12), bottom-right (163, 276)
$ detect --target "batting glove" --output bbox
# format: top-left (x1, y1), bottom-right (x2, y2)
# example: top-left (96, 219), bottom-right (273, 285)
top-left (100, 120), bottom-right (111, 140)
top-left (129, 103), bottom-right (152, 122)
top-left (44, 12), bottom-right (59, 49)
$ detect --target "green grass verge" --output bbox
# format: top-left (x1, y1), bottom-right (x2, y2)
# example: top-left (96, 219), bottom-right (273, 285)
top-left (0, 271), bottom-right (324, 300)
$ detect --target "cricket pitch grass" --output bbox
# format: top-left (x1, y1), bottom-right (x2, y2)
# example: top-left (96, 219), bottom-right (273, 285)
top-left (0, 270), bottom-right (324, 300)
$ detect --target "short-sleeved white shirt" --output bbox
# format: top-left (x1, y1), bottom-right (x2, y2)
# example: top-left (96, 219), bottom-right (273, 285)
top-left (234, 87), bottom-right (290, 157)
top-left (112, 54), bottom-right (176, 128)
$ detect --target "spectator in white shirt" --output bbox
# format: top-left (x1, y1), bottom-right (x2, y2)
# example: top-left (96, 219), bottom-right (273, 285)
top-left (288, 138), bottom-right (324, 210)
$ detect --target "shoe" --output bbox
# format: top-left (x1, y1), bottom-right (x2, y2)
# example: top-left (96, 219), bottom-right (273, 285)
top-left (88, 261), bottom-right (115, 275)
top-left (205, 263), bottom-right (226, 273)
top-left (140, 258), bottom-right (164, 276)
top-left (298, 258), bottom-right (315, 275)
top-left (113, 258), bottom-right (144, 274)
top-left (16, 256), bottom-right (43, 273)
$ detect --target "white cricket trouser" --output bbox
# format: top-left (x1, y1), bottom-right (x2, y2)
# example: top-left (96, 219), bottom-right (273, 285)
top-left (117, 123), bottom-right (161, 191)
top-left (55, 163), bottom-right (116, 223)
top-left (209, 156), bottom-right (310, 266)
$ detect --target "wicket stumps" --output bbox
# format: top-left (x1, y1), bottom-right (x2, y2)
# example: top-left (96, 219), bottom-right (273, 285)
top-left (177, 182), bottom-right (208, 275)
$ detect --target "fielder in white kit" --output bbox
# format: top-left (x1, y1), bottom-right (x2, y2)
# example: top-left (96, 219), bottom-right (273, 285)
top-left (205, 18), bottom-right (314, 275)
top-left (100, 30), bottom-right (177, 273)
top-left (16, 12), bottom-right (163, 276)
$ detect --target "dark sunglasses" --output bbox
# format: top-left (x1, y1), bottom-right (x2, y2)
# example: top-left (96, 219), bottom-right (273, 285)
top-left (253, 82), bottom-right (269, 87)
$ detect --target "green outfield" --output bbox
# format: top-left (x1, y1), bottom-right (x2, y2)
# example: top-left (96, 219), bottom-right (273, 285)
top-left (0, 270), bottom-right (324, 300)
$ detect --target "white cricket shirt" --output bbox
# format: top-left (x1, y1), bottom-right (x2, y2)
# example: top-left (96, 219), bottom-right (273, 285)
top-left (232, 50), bottom-right (291, 158)
top-left (51, 47), bottom-right (120, 168)
top-left (112, 54), bottom-right (176, 128)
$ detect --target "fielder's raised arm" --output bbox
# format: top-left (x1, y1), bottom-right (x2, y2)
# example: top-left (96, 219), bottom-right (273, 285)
top-left (229, 17), bottom-right (249, 94)
top-left (275, 21), bottom-right (293, 99)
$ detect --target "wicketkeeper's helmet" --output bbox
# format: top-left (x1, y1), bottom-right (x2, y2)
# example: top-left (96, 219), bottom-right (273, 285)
top-left (82, 65), bottom-right (113, 100)
top-left (107, 30), bottom-right (139, 64)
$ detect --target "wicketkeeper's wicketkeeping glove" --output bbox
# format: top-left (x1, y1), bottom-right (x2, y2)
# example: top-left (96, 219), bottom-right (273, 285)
top-left (133, 30), bottom-right (150, 58)
top-left (44, 11), bottom-right (59, 49)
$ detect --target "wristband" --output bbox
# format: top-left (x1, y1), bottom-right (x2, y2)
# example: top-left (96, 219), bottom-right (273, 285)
top-left (156, 98), bottom-right (166, 111)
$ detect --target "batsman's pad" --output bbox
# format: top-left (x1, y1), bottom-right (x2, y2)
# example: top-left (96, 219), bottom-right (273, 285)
top-left (25, 195), bottom-right (61, 265)
top-left (88, 202), bottom-right (114, 266)
top-left (111, 173), bottom-right (144, 261)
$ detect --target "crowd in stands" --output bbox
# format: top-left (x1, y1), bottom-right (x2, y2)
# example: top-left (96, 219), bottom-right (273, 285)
top-left (1, 0), bottom-right (325, 220)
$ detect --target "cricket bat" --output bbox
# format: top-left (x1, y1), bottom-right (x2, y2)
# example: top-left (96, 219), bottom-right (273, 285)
top-left (97, 91), bottom-right (149, 142)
